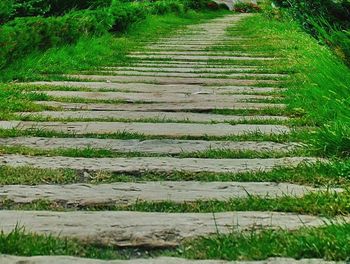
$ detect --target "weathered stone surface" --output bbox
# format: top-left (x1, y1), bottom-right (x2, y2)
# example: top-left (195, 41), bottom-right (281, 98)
top-left (42, 91), bottom-right (273, 103)
top-left (0, 121), bottom-right (290, 136)
top-left (0, 182), bottom-right (320, 205)
top-left (96, 70), bottom-right (285, 79)
top-left (0, 210), bottom-right (337, 247)
top-left (0, 155), bottom-right (321, 173)
top-left (130, 51), bottom-right (265, 56)
top-left (0, 256), bottom-right (342, 264)
top-left (18, 110), bottom-right (288, 122)
top-left (67, 75), bottom-right (278, 85)
top-left (37, 101), bottom-right (286, 111)
top-left (0, 137), bottom-right (300, 154)
top-left (28, 81), bottom-right (280, 94)
top-left (102, 66), bottom-right (258, 73)
top-left (128, 54), bottom-right (276, 61)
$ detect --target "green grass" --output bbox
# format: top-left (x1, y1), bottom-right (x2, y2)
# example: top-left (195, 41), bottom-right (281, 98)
top-left (177, 224), bottom-right (350, 261)
top-left (0, 160), bottom-right (348, 186)
top-left (0, 144), bottom-right (311, 159)
top-left (1, 225), bottom-right (350, 261)
top-left (229, 14), bottom-right (350, 157)
top-left (0, 128), bottom-right (308, 144)
top-left (2, 190), bottom-right (350, 217)
top-left (0, 11), bottom-right (229, 82)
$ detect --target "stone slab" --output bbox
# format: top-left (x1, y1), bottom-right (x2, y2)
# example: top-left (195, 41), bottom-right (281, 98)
top-left (18, 111), bottom-right (288, 122)
top-left (0, 182), bottom-right (319, 205)
top-left (96, 70), bottom-right (285, 79)
top-left (28, 81), bottom-right (280, 94)
top-left (130, 51), bottom-right (265, 56)
top-left (0, 210), bottom-right (339, 247)
top-left (42, 91), bottom-right (273, 104)
top-left (1, 121), bottom-right (290, 136)
top-left (0, 256), bottom-right (342, 264)
top-left (68, 75), bottom-right (278, 85)
top-left (0, 137), bottom-right (300, 154)
top-left (37, 101), bottom-right (286, 111)
top-left (102, 66), bottom-right (259, 73)
top-left (0, 155), bottom-right (320, 173)
top-left (128, 54), bottom-right (276, 61)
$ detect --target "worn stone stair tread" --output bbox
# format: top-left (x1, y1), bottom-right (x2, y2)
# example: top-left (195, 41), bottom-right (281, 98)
top-left (0, 210), bottom-right (340, 247)
top-left (128, 54), bottom-right (276, 61)
top-left (0, 155), bottom-right (320, 173)
top-left (41, 91), bottom-right (274, 104)
top-left (67, 75), bottom-right (278, 85)
top-left (0, 137), bottom-right (300, 154)
top-left (0, 121), bottom-right (290, 136)
top-left (0, 256), bottom-right (342, 264)
top-left (101, 66), bottom-right (259, 73)
top-left (18, 110), bottom-right (288, 123)
top-left (130, 51), bottom-right (269, 56)
top-left (36, 101), bottom-right (286, 111)
top-left (0, 182), bottom-right (322, 205)
top-left (94, 70), bottom-right (285, 79)
top-left (28, 81), bottom-right (280, 94)
top-left (128, 62), bottom-right (252, 67)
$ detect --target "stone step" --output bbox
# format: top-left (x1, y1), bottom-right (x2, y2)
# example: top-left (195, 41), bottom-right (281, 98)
top-left (1, 121), bottom-right (290, 136)
top-left (18, 110), bottom-right (288, 123)
top-left (130, 51), bottom-right (267, 56)
top-left (101, 66), bottom-right (259, 73)
top-left (0, 210), bottom-right (339, 247)
top-left (131, 61), bottom-right (249, 67)
top-left (0, 256), bottom-right (342, 264)
top-left (95, 70), bottom-right (286, 79)
top-left (67, 75), bottom-right (279, 86)
top-left (0, 155), bottom-right (320, 173)
top-left (37, 101), bottom-right (286, 111)
top-left (128, 54), bottom-right (276, 61)
top-left (0, 137), bottom-right (300, 154)
top-left (0, 181), bottom-right (320, 206)
top-left (42, 91), bottom-right (273, 103)
top-left (28, 81), bottom-right (279, 94)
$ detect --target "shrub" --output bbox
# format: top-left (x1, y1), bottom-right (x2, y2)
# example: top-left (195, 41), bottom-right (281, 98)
top-left (233, 3), bottom-right (261, 13)
top-left (0, 9), bottom-right (113, 68)
top-left (0, 0), bottom-right (113, 24)
top-left (109, 1), bottom-right (147, 32)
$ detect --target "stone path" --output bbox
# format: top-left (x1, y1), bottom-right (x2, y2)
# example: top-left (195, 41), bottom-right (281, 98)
top-left (0, 14), bottom-right (337, 262)
top-left (0, 211), bottom-right (340, 247)
top-left (0, 182), bottom-right (322, 205)
top-left (0, 256), bottom-right (342, 264)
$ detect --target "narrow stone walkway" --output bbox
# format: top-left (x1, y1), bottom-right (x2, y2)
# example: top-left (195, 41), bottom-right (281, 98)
top-left (0, 14), bottom-right (338, 262)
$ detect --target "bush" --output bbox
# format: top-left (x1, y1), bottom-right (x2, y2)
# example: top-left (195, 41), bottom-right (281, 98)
top-left (0, 0), bottom-right (113, 24)
top-left (0, 9), bottom-right (113, 68)
top-left (0, 0), bottom-right (215, 69)
top-left (109, 1), bottom-right (147, 32)
top-left (233, 3), bottom-right (261, 13)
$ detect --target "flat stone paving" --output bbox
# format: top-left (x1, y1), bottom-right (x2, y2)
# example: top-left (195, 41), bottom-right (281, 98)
top-left (0, 155), bottom-right (320, 173)
top-left (0, 210), bottom-right (340, 247)
top-left (67, 75), bottom-right (279, 85)
top-left (18, 111), bottom-right (288, 123)
top-left (2, 121), bottom-right (290, 136)
top-left (43, 90), bottom-right (273, 103)
top-left (28, 81), bottom-right (280, 94)
top-left (37, 101), bottom-right (286, 111)
top-left (0, 182), bottom-right (320, 205)
top-left (95, 70), bottom-right (285, 79)
top-left (102, 66), bottom-right (259, 73)
top-left (0, 13), bottom-right (332, 263)
top-left (0, 137), bottom-right (300, 154)
top-left (0, 256), bottom-right (343, 264)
